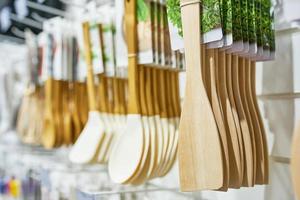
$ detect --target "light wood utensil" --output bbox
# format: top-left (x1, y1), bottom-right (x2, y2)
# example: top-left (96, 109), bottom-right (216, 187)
top-left (231, 55), bottom-right (254, 186)
top-left (225, 54), bottom-right (245, 185)
top-left (206, 49), bottom-right (229, 191)
top-left (216, 50), bottom-right (242, 188)
top-left (244, 59), bottom-right (265, 184)
top-left (238, 57), bottom-right (257, 186)
top-left (108, 0), bottom-right (145, 184)
top-left (42, 77), bottom-right (57, 149)
top-left (69, 22), bottom-right (106, 164)
top-left (178, 1), bottom-right (224, 191)
top-left (250, 61), bottom-right (269, 184)
top-left (291, 122), bottom-right (300, 200)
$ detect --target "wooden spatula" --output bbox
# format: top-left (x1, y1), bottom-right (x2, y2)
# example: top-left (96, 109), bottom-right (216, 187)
top-left (250, 61), bottom-right (269, 184)
top-left (178, 1), bottom-right (223, 191)
top-left (69, 22), bottom-right (106, 164)
top-left (205, 49), bottom-right (230, 191)
top-left (231, 55), bottom-right (254, 186)
top-left (108, 0), bottom-right (145, 184)
top-left (238, 56), bottom-right (257, 186)
top-left (216, 50), bottom-right (241, 188)
top-left (244, 59), bottom-right (265, 184)
top-left (291, 122), bottom-right (300, 200)
top-left (225, 54), bottom-right (245, 186)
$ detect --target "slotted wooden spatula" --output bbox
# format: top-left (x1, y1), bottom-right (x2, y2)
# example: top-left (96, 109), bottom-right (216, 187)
top-left (178, 0), bottom-right (223, 191)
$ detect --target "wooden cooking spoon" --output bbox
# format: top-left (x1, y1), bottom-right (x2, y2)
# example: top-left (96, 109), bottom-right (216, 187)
top-left (108, 0), bottom-right (145, 184)
top-left (149, 67), bottom-right (164, 179)
top-left (69, 22), bottom-right (106, 164)
top-left (154, 68), bottom-right (171, 177)
top-left (42, 77), bottom-right (56, 149)
top-left (178, 1), bottom-right (223, 191)
top-left (62, 81), bottom-right (72, 145)
top-left (291, 122), bottom-right (300, 200)
top-left (127, 65), bottom-right (151, 185)
top-left (144, 66), bottom-right (158, 179)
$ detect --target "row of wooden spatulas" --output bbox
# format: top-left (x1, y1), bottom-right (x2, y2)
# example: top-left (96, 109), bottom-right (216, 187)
top-left (178, 46), bottom-right (269, 191)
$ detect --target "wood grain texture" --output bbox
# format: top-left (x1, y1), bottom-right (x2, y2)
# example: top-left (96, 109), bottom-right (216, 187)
top-left (244, 59), bottom-right (265, 184)
top-left (291, 122), bottom-right (300, 200)
top-left (238, 57), bottom-right (256, 186)
top-left (231, 55), bottom-right (253, 186)
top-left (206, 49), bottom-right (229, 191)
top-left (225, 54), bottom-right (244, 185)
top-left (178, 3), bottom-right (223, 191)
top-left (250, 61), bottom-right (269, 184)
top-left (217, 50), bottom-right (241, 188)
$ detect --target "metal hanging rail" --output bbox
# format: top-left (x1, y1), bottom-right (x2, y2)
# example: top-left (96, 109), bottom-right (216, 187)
top-left (26, 1), bottom-right (67, 17)
top-left (10, 13), bottom-right (42, 30)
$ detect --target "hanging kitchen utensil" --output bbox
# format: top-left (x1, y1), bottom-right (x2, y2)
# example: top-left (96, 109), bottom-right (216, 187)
top-left (108, 0), bottom-right (145, 184)
top-left (291, 122), bottom-right (300, 200)
top-left (178, 0), bottom-right (224, 191)
top-left (69, 22), bottom-right (106, 164)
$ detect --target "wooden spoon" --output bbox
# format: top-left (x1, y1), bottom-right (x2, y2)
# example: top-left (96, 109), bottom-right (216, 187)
top-left (149, 67), bottom-right (164, 178)
top-left (69, 22), bottom-right (106, 164)
top-left (108, 0), bottom-right (145, 184)
top-left (144, 66), bottom-right (158, 179)
top-left (154, 67), bottom-right (170, 177)
top-left (61, 81), bottom-right (72, 145)
top-left (178, 1), bottom-right (223, 191)
top-left (128, 65), bottom-right (151, 185)
top-left (42, 77), bottom-right (56, 149)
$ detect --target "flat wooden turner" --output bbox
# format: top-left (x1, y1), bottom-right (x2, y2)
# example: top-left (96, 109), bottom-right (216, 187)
top-left (178, 0), bottom-right (223, 191)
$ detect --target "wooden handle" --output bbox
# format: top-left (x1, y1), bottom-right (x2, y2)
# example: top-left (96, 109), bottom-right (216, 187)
top-left (125, 0), bottom-right (140, 114)
top-left (145, 67), bottom-right (154, 116)
top-left (82, 22), bottom-right (97, 111)
top-left (113, 77), bottom-right (121, 114)
top-left (139, 66), bottom-right (148, 116)
top-left (158, 69), bottom-right (168, 118)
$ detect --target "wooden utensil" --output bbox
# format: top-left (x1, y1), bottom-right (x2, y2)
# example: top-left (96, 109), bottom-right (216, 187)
top-left (108, 0), bottom-right (145, 184)
top-left (205, 49), bottom-right (229, 191)
top-left (291, 122), bottom-right (300, 200)
top-left (178, 1), bottom-right (224, 191)
top-left (225, 54), bottom-right (245, 186)
top-left (42, 77), bottom-right (57, 149)
top-left (231, 55), bottom-right (254, 186)
top-left (250, 61), bottom-right (269, 184)
top-left (238, 57), bottom-right (256, 186)
top-left (69, 22), bottom-right (106, 164)
top-left (216, 50), bottom-right (242, 188)
top-left (244, 59), bottom-right (265, 184)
